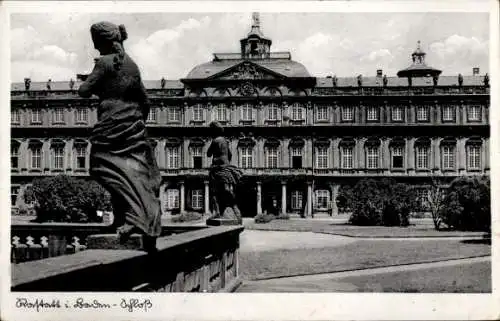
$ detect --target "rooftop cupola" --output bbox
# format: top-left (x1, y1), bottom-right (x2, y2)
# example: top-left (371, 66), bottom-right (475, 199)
top-left (240, 12), bottom-right (272, 59)
top-left (397, 41), bottom-right (442, 85)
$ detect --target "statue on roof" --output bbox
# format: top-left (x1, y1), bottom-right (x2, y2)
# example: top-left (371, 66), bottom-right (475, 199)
top-left (69, 78), bottom-right (75, 90)
top-left (383, 74), bottom-right (388, 87)
top-left (458, 74), bottom-right (463, 87)
top-left (433, 74), bottom-right (439, 86)
top-left (161, 77), bottom-right (166, 89)
top-left (46, 79), bottom-right (52, 91)
top-left (357, 74), bottom-right (363, 87)
top-left (24, 78), bottom-right (31, 91)
top-left (332, 75), bottom-right (337, 87)
top-left (484, 73), bottom-right (489, 87)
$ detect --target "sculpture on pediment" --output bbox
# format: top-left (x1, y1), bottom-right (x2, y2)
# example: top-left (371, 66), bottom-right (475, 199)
top-left (239, 82), bottom-right (256, 96)
top-left (231, 62), bottom-right (263, 80)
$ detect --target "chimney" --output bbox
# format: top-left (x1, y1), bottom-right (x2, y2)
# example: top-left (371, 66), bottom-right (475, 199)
top-left (376, 69), bottom-right (383, 77)
top-left (473, 67), bottom-right (480, 76)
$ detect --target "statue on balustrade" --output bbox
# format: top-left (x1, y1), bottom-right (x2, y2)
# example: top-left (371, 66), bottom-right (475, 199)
top-left (207, 121), bottom-right (243, 221)
top-left (78, 21), bottom-right (161, 252)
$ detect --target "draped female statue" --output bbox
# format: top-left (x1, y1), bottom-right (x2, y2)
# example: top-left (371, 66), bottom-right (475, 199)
top-left (78, 22), bottom-right (161, 252)
top-left (207, 121), bottom-right (243, 221)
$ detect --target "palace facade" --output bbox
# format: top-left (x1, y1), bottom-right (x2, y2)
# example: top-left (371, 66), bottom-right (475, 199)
top-left (10, 14), bottom-right (490, 217)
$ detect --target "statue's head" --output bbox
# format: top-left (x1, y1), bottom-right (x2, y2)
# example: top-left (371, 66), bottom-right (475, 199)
top-left (90, 21), bottom-right (128, 55)
top-left (209, 121), bottom-right (224, 137)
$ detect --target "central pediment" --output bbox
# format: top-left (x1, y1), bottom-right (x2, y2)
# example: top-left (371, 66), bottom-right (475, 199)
top-left (207, 61), bottom-right (286, 81)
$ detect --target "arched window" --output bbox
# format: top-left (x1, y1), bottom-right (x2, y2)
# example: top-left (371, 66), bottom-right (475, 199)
top-left (365, 138), bottom-right (381, 169)
top-left (264, 139), bottom-right (280, 168)
top-left (238, 138), bottom-right (255, 168)
top-left (466, 137), bottom-right (482, 170)
top-left (415, 138), bottom-right (431, 170)
top-left (314, 137), bottom-right (330, 169)
top-left (28, 140), bottom-right (43, 170)
top-left (11, 140), bottom-right (21, 170)
top-left (389, 137), bottom-right (406, 169)
top-left (50, 139), bottom-right (66, 170)
top-left (339, 138), bottom-right (356, 169)
top-left (165, 138), bottom-right (182, 169)
top-left (440, 137), bottom-right (456, 170)
top-left (73, 139), bottom-right (89, 170)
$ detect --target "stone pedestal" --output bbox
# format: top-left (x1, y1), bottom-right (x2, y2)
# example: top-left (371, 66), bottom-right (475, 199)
top-left (87, 234), bottom-right (147, 251)
top-left (206, 208), bottom-right (242, 226)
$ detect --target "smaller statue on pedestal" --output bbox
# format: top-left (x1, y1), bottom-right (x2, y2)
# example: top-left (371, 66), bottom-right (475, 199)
top-left (207, 121), bottom-right (243, 223)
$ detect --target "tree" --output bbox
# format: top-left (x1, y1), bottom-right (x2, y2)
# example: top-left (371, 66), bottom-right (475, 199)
top-left (427, 178), bottom-right (446, 230)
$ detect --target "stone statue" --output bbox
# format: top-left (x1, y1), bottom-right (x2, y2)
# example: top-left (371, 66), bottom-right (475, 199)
top-left (78, 21), bottom-right (161, 252)
top-left (458, 74), bottom-right (463, 87)
top-left (46, 79), bottom-right (52, 91)
top-left (332, 75), bottom-right (337, 87)
top-left (69, 78), bottom-right (75, 90)
top-left (383, 75), bottom-right (388, 87)
top-left (161, 77), bottom-right (166, 89)
top-left (207, 121), bottom-right (243, 222)
top-left (357, 74), bottom-right (363, 87)
top-left (433, 75), bottom-right (439, 86)
top-left (24, 78), bottom-right (31, 91)
top-left (484, 73), bottom-right (489, 87)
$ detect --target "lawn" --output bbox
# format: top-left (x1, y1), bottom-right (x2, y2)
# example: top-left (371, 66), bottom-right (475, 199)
top-left (244, 219), bottom-right (489, 238)
top-left (239, 238), bottom-right (491, 280)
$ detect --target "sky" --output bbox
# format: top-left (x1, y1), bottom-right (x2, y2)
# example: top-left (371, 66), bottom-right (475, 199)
top-left (10, 12), bottom-right (490, 82)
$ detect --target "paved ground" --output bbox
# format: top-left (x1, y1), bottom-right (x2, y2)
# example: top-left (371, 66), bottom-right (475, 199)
top-left (237, 256), bottom-right (491, 292)
top-left (239, 230), bottom-right (356, 253)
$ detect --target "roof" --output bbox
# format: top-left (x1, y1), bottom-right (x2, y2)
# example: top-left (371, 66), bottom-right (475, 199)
top-left (397, 64), bottom-right (442, 78)
top-left (184, 58), bottom-right (311, 79)
top-left (314, 75), bottom-right (485, 87)
top-left (11, 79), bottom-right (183, 91)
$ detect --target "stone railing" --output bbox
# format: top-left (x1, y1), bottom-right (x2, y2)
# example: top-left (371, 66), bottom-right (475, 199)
top-left (10, 222), bottom-right (203, 263)
top-left (11, 225), bottom-right (244, 292)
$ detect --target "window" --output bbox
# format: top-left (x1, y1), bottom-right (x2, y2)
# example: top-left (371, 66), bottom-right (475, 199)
top-left (266, 147), bottom-right (279, 168)
top-left (11, 110), bottom-right (21, 124)
top-left (467, 145), bottom-right (481, 170)
top-left (53, 108), bottom-right (65, 124)
top-left (392, 106), bottom-right (403, 121)
top-left (215, 104), bottom-right (228, 122)
top-left (76, 108), bottom-right (88, 123)
top-left (76, 145), bottom-right (86, 169)
top-left (31, 109), bottom-right (42, 124)
top-left (166, 147), bottom-right (180, 169)
top-left (342, 106), bottom-right (353, 121)
top-left (193, 104), bottom-right (203, 122)
top-left (192, 147), bottom-right (203, 169)
top-left (316, 147), bottom-right (328, 169)
top-left (166, 189), bottom-right (179, 210)
top-left (417, 106), bottom-right (429, 122)
top-left (241, 104), bottom-right (253, 121)
top-left (191, 190), bottom-right (203, 210)
top-left (442, 145), bottom-right (455, 170)
top-left (240, 147), bottom-right (253, 168)
top-left (341, 146), bottom-right (353, 169)
top-left (392, 146), bottom-right (404, 169)
top-left (416, 146), bottom-right (429, 170)
top-left (30, 146), bottom-right (42, 169)
top-left (316, 105), bottom-right (328, 122)
top-left (291, 190), bottom-right (303, 210)
top-left (168, 107), bottom-right (181, 123)
top-left (11, 185), bottom-right (20, 206)
top-left (52, 146), bottom-right (64, 170)
top-left (291, 103), bottom-right (304, 121)
top-left (11, 144), bottom-right (19, 169)
top-left (291, 147), bottom-right (302, 169)
top-left (268, 103), bottom-right (278, 121)
top-left (367, 106), bottom-right (378, 121)
top-left (366, 146), bottom-right (379, 169)
top-left (314, 190), bottom-right (329, 209)
top-left (146, 107), bottom-right (157, 123)
top-left (442, 106), bottom-right (454, 122)
top-left (467, 105), bottom-right (481, 121)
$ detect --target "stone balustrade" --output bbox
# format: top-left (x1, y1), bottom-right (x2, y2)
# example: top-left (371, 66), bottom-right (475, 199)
top-left (11, 225), bottom-right (244, 292)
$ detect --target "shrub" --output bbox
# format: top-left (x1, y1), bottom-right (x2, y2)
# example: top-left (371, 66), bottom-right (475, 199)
top-left (171, 212), bottom-right (203, 223)
top-left (275, 213), bottom-right (290, 220)
top-left (254, 213), bottom-right (275, 224)
top-left (349, 178), bottom-right (416, 227)
top-left (32, 175), bottom-right (112, 223)
top-left (336, 185), bottom-right (354, 213)
top-left (439, 176), bottom-right (490, 231)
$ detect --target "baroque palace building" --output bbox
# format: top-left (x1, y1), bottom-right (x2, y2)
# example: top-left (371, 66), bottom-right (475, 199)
top-left (11, 13), bottom-right (490, 217)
